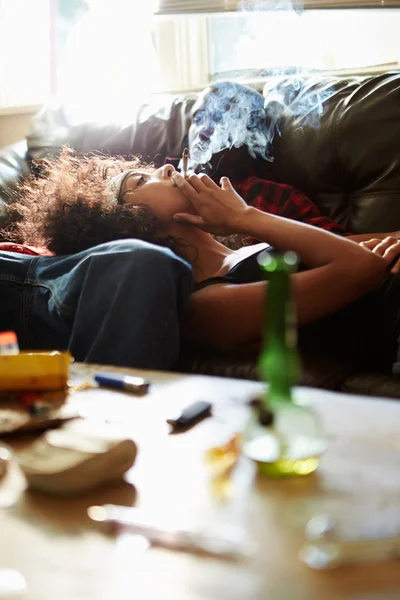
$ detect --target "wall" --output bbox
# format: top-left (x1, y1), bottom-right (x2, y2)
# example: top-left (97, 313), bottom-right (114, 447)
top-left (0, 111), bottom-right (37, 148)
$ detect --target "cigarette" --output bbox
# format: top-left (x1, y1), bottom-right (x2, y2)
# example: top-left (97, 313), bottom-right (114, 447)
top-left (182, 147), bottom-right (189, 178)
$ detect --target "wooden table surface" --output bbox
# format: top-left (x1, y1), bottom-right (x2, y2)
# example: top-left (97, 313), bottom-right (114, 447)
top-left (1, 363), bottom-right (399, 600)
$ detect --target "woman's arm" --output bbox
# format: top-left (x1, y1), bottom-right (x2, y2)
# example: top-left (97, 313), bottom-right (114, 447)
top-left (173, 173), bottom-right (387, 351)
top-left (184, 225), bottom-right (385, 351)
top-left (185, 264), bottom-right (377, 351)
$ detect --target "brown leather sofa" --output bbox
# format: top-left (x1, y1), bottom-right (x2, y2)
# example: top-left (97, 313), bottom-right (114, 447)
top-left (1, 72), bottom-right (400, 398)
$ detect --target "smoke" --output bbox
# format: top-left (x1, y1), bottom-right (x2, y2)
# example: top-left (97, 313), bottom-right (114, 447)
top-left (189, 82), bottom-right (275, 167)
top-left (189, 0), bottom-right (332, 169)
top-left (188, 77), bottom-right (330, 169)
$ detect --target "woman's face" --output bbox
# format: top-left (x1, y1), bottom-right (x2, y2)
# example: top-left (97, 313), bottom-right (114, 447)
top-left (119, 165), bottom-right (194, 224)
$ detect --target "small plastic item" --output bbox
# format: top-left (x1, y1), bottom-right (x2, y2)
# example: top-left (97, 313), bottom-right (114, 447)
top-left (28, 401), bottom-right (53, 418)
top-left (0, 331), bottom-right (19, 355)
top-left (166, 400), bottom-right (212, 431)
top-left (0, 351), bottom-right (71, 391)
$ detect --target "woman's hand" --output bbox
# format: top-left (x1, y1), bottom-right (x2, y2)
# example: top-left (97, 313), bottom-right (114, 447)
top-left (172, 172), bottom-right (252, 235)
top-left (359, 236), bottom-right (400, 273)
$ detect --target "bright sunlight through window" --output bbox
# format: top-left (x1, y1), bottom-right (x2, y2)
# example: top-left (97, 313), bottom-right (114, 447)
top-left (1, 0), bottom-right (399, 115)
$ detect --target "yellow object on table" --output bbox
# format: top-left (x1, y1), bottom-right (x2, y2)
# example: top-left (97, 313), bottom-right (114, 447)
top-left (204, 434), bottom-right (242, 500)
top-left (0, 352), bottom-right (72, 391)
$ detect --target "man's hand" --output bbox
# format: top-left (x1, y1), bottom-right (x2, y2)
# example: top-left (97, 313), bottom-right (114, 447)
top-left (359, 236), bottom-right (400, 273)
top-left (172, 172), bottom-right (252, 236)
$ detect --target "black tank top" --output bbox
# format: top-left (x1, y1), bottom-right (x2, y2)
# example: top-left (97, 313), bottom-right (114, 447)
top-left (194, 246), bottom-right (272, 292)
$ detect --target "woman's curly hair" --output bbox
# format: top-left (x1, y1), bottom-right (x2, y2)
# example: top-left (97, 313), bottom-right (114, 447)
top-left (11, 147), bottom-right (183, 256)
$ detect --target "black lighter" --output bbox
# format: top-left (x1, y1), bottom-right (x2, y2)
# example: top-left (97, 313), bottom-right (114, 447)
top-left (166, 400), bottom-right (212, 432)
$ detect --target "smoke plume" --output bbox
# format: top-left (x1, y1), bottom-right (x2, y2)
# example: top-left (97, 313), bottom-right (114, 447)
top-left (188, 1), bottom-right (332, 169)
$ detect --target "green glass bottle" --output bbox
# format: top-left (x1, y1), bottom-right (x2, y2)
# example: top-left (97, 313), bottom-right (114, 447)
top-left (243, 251), bottom-right (326, 477)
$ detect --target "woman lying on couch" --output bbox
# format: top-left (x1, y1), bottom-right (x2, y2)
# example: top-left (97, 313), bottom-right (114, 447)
top-left (10, 149), bottom-right (400, 372)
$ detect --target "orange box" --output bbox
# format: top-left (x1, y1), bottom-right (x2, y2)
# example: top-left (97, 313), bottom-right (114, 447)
top-left (0, 352), bottom-right (72, 391)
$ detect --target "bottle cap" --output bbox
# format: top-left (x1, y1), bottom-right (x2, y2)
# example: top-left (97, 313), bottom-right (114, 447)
top-left (0, 330), bottom-right (19, 355)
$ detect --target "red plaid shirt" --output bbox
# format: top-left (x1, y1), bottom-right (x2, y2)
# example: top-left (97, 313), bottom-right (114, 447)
top-left (166, 156), bottom-right (345, 236)
top-left (231, 176), bottom-right (345, 237)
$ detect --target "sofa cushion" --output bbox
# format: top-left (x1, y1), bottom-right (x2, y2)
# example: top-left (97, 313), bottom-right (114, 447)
top-left (197, 73), bottom-right (400, 235)
top-left (342, 372), bottom-right (400, 399)
top-left (27, 95), bottom-right (198, 167)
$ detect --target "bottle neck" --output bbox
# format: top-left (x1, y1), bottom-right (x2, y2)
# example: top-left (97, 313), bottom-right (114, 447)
top-left (259, 254), bottom-right (300, 405)
top-left (263, 270), bottom-right (292, 348)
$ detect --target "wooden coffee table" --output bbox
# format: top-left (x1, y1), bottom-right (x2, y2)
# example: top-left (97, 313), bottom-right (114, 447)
top-left (1, 363), bottom-right (399, 600)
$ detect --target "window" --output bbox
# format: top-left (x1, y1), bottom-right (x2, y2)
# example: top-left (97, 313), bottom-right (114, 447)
top-left (207, 8), bottom-right (400, 79)
top-left (0, 0), bottom-right (51, 111)
top-left (1, 1), bottom-right (399, 113)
